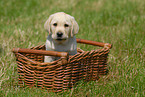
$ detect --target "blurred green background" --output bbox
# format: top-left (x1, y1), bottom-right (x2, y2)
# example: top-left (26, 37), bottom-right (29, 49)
top-left (0, 0), bottom-right (144, 96)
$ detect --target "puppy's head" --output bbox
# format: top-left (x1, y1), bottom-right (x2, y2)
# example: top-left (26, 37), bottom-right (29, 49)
top-left (44, 12), bottom-right (79, 42)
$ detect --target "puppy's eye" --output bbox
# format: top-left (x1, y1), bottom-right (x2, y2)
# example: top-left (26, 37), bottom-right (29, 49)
top-left (64, 24), bottom-right (69, 27)
top-left (53, 23), bottom-right (57, 26)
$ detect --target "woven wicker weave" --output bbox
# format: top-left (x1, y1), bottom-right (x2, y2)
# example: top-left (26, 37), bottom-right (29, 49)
top-left (12, 38), bottom-right (112, 92)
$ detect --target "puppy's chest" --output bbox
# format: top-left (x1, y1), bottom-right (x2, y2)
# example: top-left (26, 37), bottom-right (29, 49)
top-left (52, 45), bottom-right (71, 52)
top-left (46, 40), bottom-right (77, 54)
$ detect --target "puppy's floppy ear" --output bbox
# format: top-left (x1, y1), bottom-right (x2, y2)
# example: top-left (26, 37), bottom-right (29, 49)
top-left (71, 17), bottom-right (79, 37)
top-left (44, 14), bottom-right (54, 35)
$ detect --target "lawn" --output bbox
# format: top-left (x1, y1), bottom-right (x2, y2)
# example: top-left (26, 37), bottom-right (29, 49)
top-left (0, 0), bottom-right (144, 96)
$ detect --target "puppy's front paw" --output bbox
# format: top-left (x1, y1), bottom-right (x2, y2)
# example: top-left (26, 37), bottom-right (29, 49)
top-left (44, 56), bottom-right (54, 62)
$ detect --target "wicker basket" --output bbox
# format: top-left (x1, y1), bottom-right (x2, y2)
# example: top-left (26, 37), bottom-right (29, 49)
top-left (12, 38), bottom-right (112, 92)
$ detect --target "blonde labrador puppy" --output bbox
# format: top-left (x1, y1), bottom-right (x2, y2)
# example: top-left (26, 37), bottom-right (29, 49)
top-left (44, 12), bottom-right (79, 62)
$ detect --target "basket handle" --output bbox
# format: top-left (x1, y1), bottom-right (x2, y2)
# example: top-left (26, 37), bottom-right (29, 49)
top-left (12, 48), bottom-right (68, 57)
top-left (12, 39), bottom-right (111, 56)
top-left (76, 38), bottom-right (112, 49)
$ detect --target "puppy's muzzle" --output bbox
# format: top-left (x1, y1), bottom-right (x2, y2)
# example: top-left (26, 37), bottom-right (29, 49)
top-left (56, 32), bottom-right (66, 41)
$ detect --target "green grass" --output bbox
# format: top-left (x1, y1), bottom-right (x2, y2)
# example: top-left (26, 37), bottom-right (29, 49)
top-left (0, 0), bottom-right (144, 96)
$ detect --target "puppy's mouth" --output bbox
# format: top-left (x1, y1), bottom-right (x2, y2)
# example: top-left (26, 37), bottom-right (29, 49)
top-left (56, 38), bottom-right (67, 41)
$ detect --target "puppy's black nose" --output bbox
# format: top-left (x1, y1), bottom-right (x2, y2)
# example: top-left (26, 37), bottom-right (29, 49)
top-left (57, 32), bottom-right (63, 37)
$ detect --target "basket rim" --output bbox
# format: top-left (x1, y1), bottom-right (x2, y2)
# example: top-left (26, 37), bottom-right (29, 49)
top-left (14, 45), bottom-right (110, 68)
